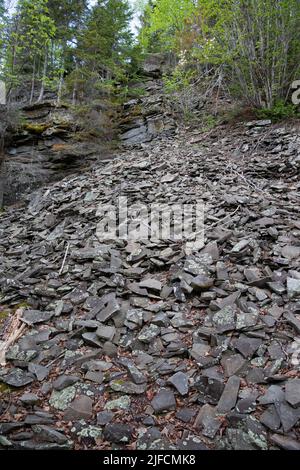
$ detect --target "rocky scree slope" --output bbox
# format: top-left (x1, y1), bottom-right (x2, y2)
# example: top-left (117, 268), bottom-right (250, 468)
top-left (0, 119), bottom-right (299, 450)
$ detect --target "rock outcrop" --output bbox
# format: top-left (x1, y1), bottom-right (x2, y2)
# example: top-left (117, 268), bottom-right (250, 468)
top-left (119, 79), bottom-right (177, 146)
top-left (1, 102), bottom-right (114, 205)
top-left (142, 52), bottom-right (178, 78)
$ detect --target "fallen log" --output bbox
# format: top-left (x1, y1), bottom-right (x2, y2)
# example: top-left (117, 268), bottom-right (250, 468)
top-left (0, 308), bottom-right (26, 366)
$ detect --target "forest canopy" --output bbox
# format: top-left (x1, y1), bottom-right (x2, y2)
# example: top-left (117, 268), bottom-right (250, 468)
top-left (0, 0), bottom-right (299, 109)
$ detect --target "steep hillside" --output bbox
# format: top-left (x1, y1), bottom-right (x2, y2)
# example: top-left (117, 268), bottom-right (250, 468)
top-left (0, 117), bottom-right (299, 450)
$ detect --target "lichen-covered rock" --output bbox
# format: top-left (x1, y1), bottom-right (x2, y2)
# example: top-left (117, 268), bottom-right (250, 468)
top-left (104, 396), bottom-right (131, 411)
top-left (49, 386), bottom-right (76, 411)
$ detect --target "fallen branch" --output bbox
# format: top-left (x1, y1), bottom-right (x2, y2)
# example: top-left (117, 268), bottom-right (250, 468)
top-left (0, 308), bottom-right (26, 366)
top-left (190, 127), bottom-right (216, 144)
top-left (229, 167), bottom-right (270, 195)
top-left (59, 241), bottom-right (70, 275)
top-left (46, 350), bottom-right (65, 367)
top-left (210, 206), bottom-right (241, 228)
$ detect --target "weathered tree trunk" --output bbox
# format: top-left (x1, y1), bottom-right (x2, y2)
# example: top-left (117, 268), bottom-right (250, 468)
top-left (0, 160), bottom-right (4, 209)
top-left (37, 48), bottom-right (48, 103)
top-left (72, 84), bottom-right (77, 106)
top-left (57, 69), bottom-right (64, 106)
top-left (72, 63), bottom-right (79, 106)
top-left (0, 105), bottom-right (7, 208)
top-left (30, 56), bottom-right (36, 104)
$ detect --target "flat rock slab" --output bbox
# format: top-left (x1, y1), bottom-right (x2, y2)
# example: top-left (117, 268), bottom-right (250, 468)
top-left (217, 376), bottom-right (240, 413)
top-left (285, 379), bottom-right (300, 407)
top-left (104, 396), bottom-right (131, 411)
top-left (178, 435), bottom-right (209, 451)
top-left (284, 312), bottom-right (300, 334)
top-left (64, 395), bottom-right (93, 421)
top-left (191, 274), bottom-right (214, 290)
top-left (82, 332), bottom-right (103, 348)
top-left (287, 278), bottom-right (300, 299)
top-left (213, 306), bottom-right (236, 333)
top-left (1, 368), bottom-right (34, 388)
top-left (167, 371), bottom-right (189, 396)
top-left (138, 324), bottom-right (160, 343)
top-left (103, 423), bottom-right (133, 443)
top-left (196, 376), bottom-right (225, 405)
top-left (21, 310), bottom-right (54, 325)
top-left (117, 358), bottom-right (147, 384)
top-left (270, 434), bottom-right (300, 451)
top-left (20, 393), bottom-right (39, 405)
top-left (49, 386), bottom-right (77, 411)
top-left (28, 363), bottom-right (50, 381)
top-left (96, 325), bottom-right (116, 341)
top-left (276, 401), bottom-right (300, 432)
top-left (97, 411), bottom-right (114, 426)
top-left (231, 239), bottom-right (250, 253)
top-left (109, 380), bottom-right (146, 394)
top-left (175, 408), bottom-right (197, 423)
top-left (85, 371), bottom-right (104, 384)
top-left (195, 404), bottom-right (221, 439)
top-left (139, 279), bottom-right (162, 291)
top-left (151, 389), bottom-right (176, 413)
top-left (236, 397), bottom-right (257, 414)
top-left (260, 405), bottom-right (281, 431)
top-left (24, 411), bottom-right (55, 425)
top-left (15, 440), bottom-right (74, 450)
top-left (258, 385), bottom-right (285, 405)
top-left (234, 335), bottom-right (262, 358)
top-left (53, 375), bottom-right (80, 391)
top-left (161, 173), bottom-right (177, 183)
top-left (221, 354), bottom-right (246, 377)
top-left (32, 425), bottom-right (68, 444)
top-left (96, 299), bottom-right (120, 323)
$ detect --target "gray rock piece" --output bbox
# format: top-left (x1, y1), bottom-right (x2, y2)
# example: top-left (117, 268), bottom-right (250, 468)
top-left (64, 395), bottom-right (93, 421)
top-left (53, 375), bottom-right (79, 391)
top-left (168, 372), bottom-right (189, 396)
top-left (194, 404), bottom-right (221, 438)
top-left (151, 389), bottom-right (176, 413)
top-left (285, 379), bottom-right (300, 407)
top-left (103, 423), bottom-right (133, 443)
top-left (1, 368), bottom-right (34, 388)
top-left (217, 376), bottom-right (240, 413)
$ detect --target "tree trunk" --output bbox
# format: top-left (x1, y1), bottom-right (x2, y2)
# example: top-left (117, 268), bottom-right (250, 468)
top-left (37, 48), bottom-right (48, 103)
top-left (72, 63), bottom-right (78, 106)
top-left (0, 160), bottom-right (4, 209)
top-left (57, 69), bottom-right (64, 106)
top-left (72, 84), bottom-right (77, 106)
top-left (0, 105), bottom-right (7, 208)
top-left (29, 56), bottom-right (36, 104)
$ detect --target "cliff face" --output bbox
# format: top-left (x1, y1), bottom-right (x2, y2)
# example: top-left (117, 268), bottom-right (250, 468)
top-left (1, 54), bottom-right (178, 206)
top-left (1, 102), bottom-right (115, 206)
top-left (119, 53), bottom-right (178, 146)
top-left (119, 79), bottom-right (176, 146)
